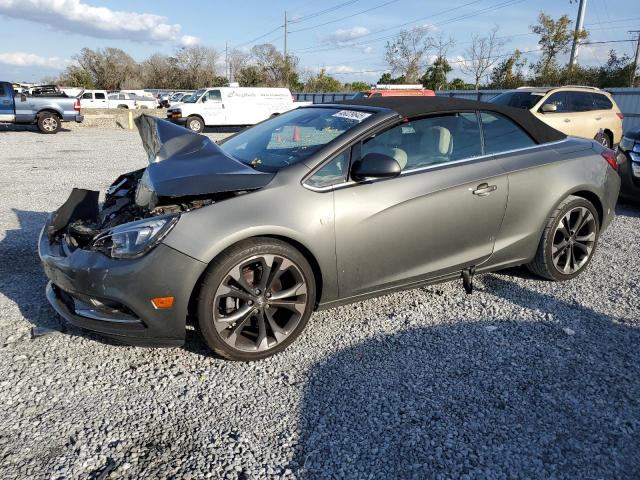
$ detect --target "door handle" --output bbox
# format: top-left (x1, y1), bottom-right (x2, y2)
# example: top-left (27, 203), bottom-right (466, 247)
top-left (472, 183), bottom-right (497, 196)
top-left (595, 117), bottom-right (602, 120)
top-left (564, 118), bottom-right (571, 123)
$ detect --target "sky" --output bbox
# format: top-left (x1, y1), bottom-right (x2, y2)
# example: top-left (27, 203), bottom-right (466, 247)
top-left (0, 0), bottom-right (638, 84)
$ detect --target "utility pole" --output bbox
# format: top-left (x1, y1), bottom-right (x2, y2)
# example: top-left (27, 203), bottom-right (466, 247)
top-left (284, 11), bottom-right (288, 86)
top-left (569, 0), bottom-right (587, 67)
top-left (631, 30), bottom-right (640, 87)
top-left (225, 41), bottom-right (229, 81)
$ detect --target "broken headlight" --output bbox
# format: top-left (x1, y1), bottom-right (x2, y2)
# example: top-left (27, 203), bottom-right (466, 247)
top-left (90, 214), bottom-right (179, 259)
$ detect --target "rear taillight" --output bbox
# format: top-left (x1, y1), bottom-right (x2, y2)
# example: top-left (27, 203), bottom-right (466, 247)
top-left (601, 148), bottom-right (618, 171)
top-left (616, 112), bottom-right (624, 120)
top-left (74, 99), bottom-right (81, 111)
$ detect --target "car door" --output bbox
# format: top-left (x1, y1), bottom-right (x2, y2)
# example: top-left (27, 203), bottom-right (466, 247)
top-left (565, 91), bottom-right (600, 140)
top-left (94, 91), bottom-right (108, 108)
top-left (201, 89), bottom-right (225, 126)
top-left (0, 83), bottom-right (15, 122)
top-left (333, 112), bottom-right (509, 298)
top-left (537, 91), bottom-right (574, 135)
top-left (80, 92), bottom-right (94, 108)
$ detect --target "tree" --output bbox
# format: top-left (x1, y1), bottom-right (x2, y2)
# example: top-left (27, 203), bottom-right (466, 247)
top-left (384, 27), bottom-right (435, 83)
top-left (344, 81), bottom-right (370, 91)
top-left (420, 56), bottom-right (451, 91)
top-left (227, 48), bottom-right (250, 83)
top-left (74, 47), bottom-right (139, 90)
top-left (57, 64), bottom-right (95, 88)
top-left (303, 69), bottom-right (342, 92)
top-left (377, 73), bottom-right (406, 84)
top-left (460, 27), bottom-right (505, 90)
top-left (236, 65), bottom-right (265, 86)
top-left (489, 49), bottom-right (528, 88)
top-left (530, 12), bottom-right (587, 82)
top-left (140, 53), bottom-right (180, 89)
top-left (448, 78), bottom-right (473, 90)
top-left (174, 45), bottom-right (220, 89)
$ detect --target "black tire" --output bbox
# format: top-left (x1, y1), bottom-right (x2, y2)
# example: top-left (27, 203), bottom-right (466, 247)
top-left (186, 116), bottom-right (204, 133)
top-left (597, 131), bottom-right (612, 148)
top-left (527, 195), bottom-right (600, 281)
top-left (37, 113), bottom-right (60, 134)
top-left (197, 238), bottom-right (316, 361)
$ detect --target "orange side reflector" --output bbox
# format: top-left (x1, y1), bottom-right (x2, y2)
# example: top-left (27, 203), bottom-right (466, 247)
top-left (151, 296), bottom-right (175, 309)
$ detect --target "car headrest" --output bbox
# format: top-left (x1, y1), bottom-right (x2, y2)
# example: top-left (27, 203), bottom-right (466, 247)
top-left (421, 126), bottom-right (452, 156)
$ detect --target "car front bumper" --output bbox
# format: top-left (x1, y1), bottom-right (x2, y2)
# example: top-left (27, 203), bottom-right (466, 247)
top-left (39, 218), bottom-right (207, 346)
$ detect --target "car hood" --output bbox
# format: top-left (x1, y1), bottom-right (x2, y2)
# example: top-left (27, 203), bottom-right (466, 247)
top-left (134, 114), bottom-right (273, 199)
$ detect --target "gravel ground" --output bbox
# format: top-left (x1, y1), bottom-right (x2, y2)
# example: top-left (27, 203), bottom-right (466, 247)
top-left (0, 128), bottom-right (639, 479)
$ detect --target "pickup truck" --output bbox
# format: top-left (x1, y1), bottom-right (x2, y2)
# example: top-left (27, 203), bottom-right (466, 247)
top-left (0, 81), bottom-right (82, 133)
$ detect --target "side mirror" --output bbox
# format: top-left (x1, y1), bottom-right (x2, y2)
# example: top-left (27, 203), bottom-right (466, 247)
top-left (201, 96), bottom-right (207, 103)
top-left (351, 152), bottom-right (402, 181)
top-left (20, 94), bottom-right (27, 102)
top-left (541, 103), bottom-right (557, 113)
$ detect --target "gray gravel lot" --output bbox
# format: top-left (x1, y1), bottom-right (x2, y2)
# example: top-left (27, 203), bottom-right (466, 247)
top-left (0, 127), bottom-right (639, 479)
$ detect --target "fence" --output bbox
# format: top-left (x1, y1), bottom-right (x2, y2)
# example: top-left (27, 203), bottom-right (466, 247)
top-left (294, 88), bottom-right (640, 133)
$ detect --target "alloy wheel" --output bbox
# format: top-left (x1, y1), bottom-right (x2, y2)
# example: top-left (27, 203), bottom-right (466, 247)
top-left (213, 254), bottom-right (308, 352)
top-left (42, 117), bottom-right (58, 132)
top-left (189, 119), bottom-right (202, 132)
top-left (551, 206), bottom-right (597, 275)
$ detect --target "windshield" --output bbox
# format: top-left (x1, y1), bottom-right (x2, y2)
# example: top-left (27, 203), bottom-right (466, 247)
top-left (351, 92), bottom-right (371, 100)
top-left (184, 89), bottom-right (206, 103)
top-left (219, 107), bottom-right (374, 171)
top-left (488, 91), bottom-right (545, 109)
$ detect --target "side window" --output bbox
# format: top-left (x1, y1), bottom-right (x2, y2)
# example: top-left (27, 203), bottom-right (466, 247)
top-left (306, 150), bottom-right (350, 189)
top-left (481, 112), bottom-right (536, 154)
top-left (568, 92), bottom-right (594, 112)
top-left (542, 92), bottom-right (568, 112)
top-left (95, 92), bottom-right (106, 100)
top-left (0, 84), bottom-right (5, 96)
top-left (593, 93), bottom-right (613, 110)
top-left (208, 90), bottom-right (222, 102)
top-left (119, 94), bottom-right (126, 100)
top-left (361, 113), bottom-right (483, 171)
top-left (82, 92), bottom-right (93, 99)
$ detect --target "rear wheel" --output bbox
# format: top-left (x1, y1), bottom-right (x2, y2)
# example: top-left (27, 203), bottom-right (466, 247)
top-left (37, 113), bottom-right (60, 134)
top-left (527, 196), bottom-right (600, 281)
top-left (197, 238), bottom-right (316, 361)
top-left (186, 116), bottom-right (204, 133)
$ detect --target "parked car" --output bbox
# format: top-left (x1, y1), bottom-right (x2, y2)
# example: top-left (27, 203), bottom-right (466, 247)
top-left (617, 130), bottom-right (640, 200)
top-left (352, 84), bottom-right (436, 99)
top-left (39, 97), bottom-right (620, 360)
top-left (166, 87), bottom-right (304, 132)
top-left (0, 80), bottom-right (82, 133)
top-left (158, 92), bottom-right (175, 109)
top-left (489, 86), bottom-right (623, 148)
top-left (110, 93), bottom-right (156, 109)
top-left (169, 93), bottom-right (192, 107)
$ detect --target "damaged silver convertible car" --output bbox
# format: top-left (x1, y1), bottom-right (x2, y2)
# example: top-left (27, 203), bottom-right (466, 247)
top-left (39, 97), bottom-right (620, 361)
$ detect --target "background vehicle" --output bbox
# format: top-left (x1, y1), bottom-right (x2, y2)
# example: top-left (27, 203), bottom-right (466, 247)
top-left (352, 84), bottom-right (436, 99)
top-left (158, 92), bottom-right (175, 108)
top-left (169, 93), bottom-right (192, 107)
top-left (78, 90), bottom-right (109, 109)
top-left (0, 80), bottom-right (82, 133)
top-left (617, 131), bottom-right (640, 201)
top-left (40, 97), bottom-right (619, 360)
top-left (166, 86), bottom-right (303, 132)
top-left (489, 86), bottom-right (623, 148)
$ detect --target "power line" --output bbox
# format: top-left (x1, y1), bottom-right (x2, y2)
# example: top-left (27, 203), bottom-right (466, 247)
top-left (289, 0), bottom-right (403, 33)
top-left (234, 25), bottom-right (283, 49)
top-left (290, 0), bottom-right (360, 24)
top-left (293, 0), bottom-right (526, 54)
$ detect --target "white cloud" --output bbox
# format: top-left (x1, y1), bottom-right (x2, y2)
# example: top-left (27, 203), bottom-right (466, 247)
top-left (0, 0), bottom-right (190, 43)
top-left (323, 26), bottom-right (370, 44)
top-left (324, 65), bottom-right (357, 74)
top-left (0, 52), bottom-right (67, 69)
top-left (180, 35), bottom-right (201, 47)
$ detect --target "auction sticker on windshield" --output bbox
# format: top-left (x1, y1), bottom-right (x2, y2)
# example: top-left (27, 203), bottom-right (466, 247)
top-left (332, 110), bottom-right (372, 122)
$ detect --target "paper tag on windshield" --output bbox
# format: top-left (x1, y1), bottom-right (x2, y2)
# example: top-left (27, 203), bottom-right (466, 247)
top-left (332, 110), bottom-right (372, 122)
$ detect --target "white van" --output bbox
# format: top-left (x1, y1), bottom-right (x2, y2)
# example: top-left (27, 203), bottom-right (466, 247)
top-left (166, 87), bottom-right (304, 132)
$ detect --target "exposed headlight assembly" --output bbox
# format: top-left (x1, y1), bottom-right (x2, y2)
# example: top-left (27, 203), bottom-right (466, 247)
top-left (90, 214), bottom-right (179, 259)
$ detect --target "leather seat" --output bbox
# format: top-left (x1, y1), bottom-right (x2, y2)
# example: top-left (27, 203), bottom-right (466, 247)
top-left (362, 127), bottom-right (408, 170)
top-left (418, 126), bottom-right (452, 164)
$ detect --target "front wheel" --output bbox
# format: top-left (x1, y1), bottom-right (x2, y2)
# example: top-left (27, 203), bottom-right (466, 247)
top-left (197, 238), bottom-right (316, 361)
top-left (186, 116), bottom-right (204, 133)
top-left (527, 196), bottom-right (600, 281)
top-left (37, 113), bottom-right (60, 134)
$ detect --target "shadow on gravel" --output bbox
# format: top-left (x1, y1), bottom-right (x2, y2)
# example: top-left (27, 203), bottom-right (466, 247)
top-left (292, 276), bottom-right (640, 479)
top-left (616, 201), bottom-right (640, 217)
top-left (0, 124), bottom-right (71, 134)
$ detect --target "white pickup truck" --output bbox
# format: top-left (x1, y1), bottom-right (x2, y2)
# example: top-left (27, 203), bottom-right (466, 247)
top-left (79, 90), bottom-right (157, 109)
top-left (166, 87), bottom-right (310, 132)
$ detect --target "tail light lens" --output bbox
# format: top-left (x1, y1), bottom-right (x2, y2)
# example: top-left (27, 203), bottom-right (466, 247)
top-left (74, 99), bottom-right (81, 111)
top-left (601, 148), bottom-right (618, 171)
top-left (616, 112), bottom-right (624, 120)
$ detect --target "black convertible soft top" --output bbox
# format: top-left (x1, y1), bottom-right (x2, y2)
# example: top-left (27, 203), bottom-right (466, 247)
top-left (337, 96), bottom-right (567, 145)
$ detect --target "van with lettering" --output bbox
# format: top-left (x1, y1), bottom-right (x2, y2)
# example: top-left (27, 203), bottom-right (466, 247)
top-left (166, 87), bottom-right (309, 132)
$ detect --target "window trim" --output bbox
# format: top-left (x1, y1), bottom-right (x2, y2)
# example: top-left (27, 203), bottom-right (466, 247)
top-left (303, 146), bottom-right (353, 192)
